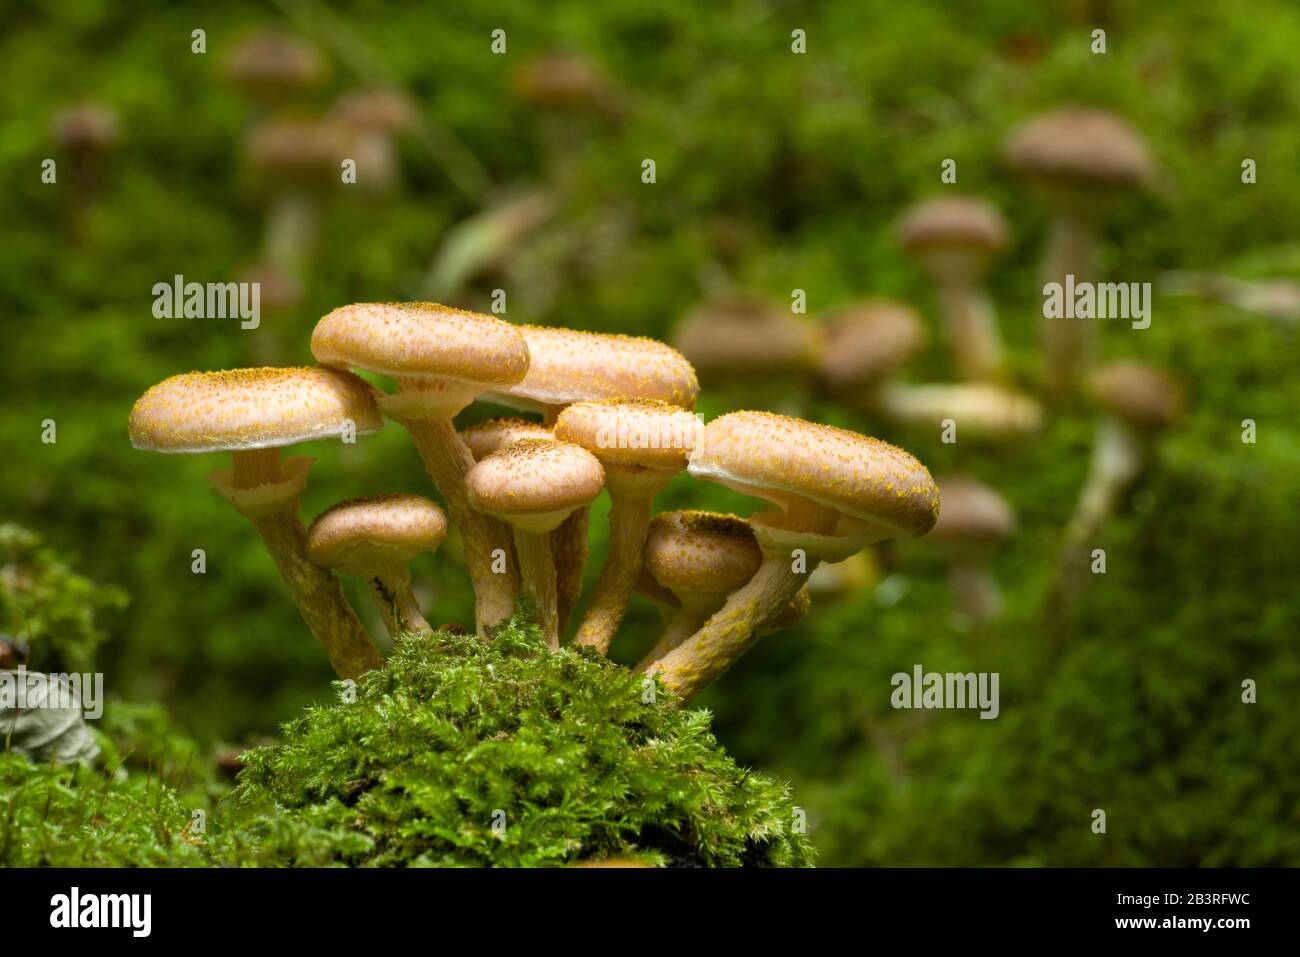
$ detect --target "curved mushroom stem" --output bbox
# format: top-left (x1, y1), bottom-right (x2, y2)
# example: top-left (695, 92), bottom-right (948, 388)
top-left (937, 282), bottom-right (1004, 382)
top-left (264, 192), bottom-right (319, 277)
top-left (1041, 212), bottom-right (1098, 400)
top-left (366, 566), bottom-right (432, 641)
top-left (1064, 418), bottom-right (1144, 549)
top-left (639, 556), bottom-right (816, 704)
top-left (636, 595), bottom-right (718, 668)
top-left (513, 529), bottom-right (559, 649)
top-left (948, 562), bottom-right (1003, 623)
top-left (572, 475), bottom-right (668, 655)
top-left (405, 417), bottom-right (519, 633)
top-left (552, 508), bottom-right (589, 635)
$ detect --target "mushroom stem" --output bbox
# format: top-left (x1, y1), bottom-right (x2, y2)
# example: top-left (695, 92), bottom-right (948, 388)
top-left (405, 417), bottom-right (519, 633)
top-left (248, 507), bottom-right (383, 679)
top-left (1064, 418), bottom-right (1144, 548)
top-left (639, 556), bottom-right (815, 703)
top-left (553, 508), bottom-right (589, 635)
top-left (513, 528), bottom-right (559, 649)
top-left (366, 572), bottom-right (432, 640)
top-left (232, 447), bottom-right (283, 487)
top-left (937, 282), bottom-right (1004, 382)
top-left (1041, 212), bottom-right (1098, 399)
top-left (572, 481), bottom-right (664, 655)
top-left (948, 562), bottom-right (1003, 623)
top-left (264, 192), bottom-right (319, 275)
top-left (637, 597), bottom-right (716, 667)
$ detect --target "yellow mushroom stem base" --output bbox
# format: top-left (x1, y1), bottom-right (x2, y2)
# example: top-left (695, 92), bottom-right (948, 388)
top-left (249, 507), bottom-right (384, 679)
top-left (637, 597), bottom-right (719, 666)
top-left (639, 555), bottom-right (817, 704)
top-left (572, 492), bottom-right (657, 655)
top-left (405, 416), bottom-right (519, 634)
top-left (365, 568), bottom-right (433, 641)
top-left (552, 507), bottom-right (589, 636)
top-left (513, 529), bottom-right (559, 650)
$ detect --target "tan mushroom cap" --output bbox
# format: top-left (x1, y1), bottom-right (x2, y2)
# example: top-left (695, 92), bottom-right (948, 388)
top-left (312, 302), bottom-right (530, 387)
top-left (51, 103), bottom-right (119, 152)
top-left (129, 367), bottom-right (383, 454)
top-left (886, 383), bottom-right (1042, 438)
top-left (672, 298), bottom-right (822, 377)
top-left (466, 439), bottom-right (605, 523)
top-left (223, 31), bottom-right (326, 96)
top-left (492, 325), bottom-right (699, 410)
top-left (460, 417), bottom-right (553, 461)
top-left (897, 197), bottom-right (1010, 254)
top-left (244, 117), bottom-right (351, 182)
top-left (512, 54), bottom-right (610, 111)
top-left (1091, 361), bottom-right (1185, 430)
top-left (689, 411), bottom-right (940, 541)
top-left (926, 477), bottom-right (1017, 547)
top-left (644, 510), bottom-right (763, 597)
top-left (553, 399), bottom-right (701, 472)
top-left (1003, 107), bottom-right (1153, 188)
top-left (306, 493), bottom-right (448, 571)
top-left (331, 88), bottom-right (418, 135)
top-left (820, 300), bottom-right (925, 391)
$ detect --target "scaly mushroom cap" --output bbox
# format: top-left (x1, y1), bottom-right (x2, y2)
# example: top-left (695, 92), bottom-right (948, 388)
top-left (672, 298), bottom-right (822, 378)
top-left (306, 493), bottom-right (448, 572)
top-left (466, 439), bottom-right (605, 532)
top-left (1003, 107), bottom-right (1153, 189)
top-left (820, 300), bottom-right (925, 391)
top-left (492, 325), bottom-right (698, 410)
top-left (553, 398), bottom-right (701, 472)
top-left (897, 197), bottom-right (1010, 255)
top-left (128, 367), bottom-right (383, 453)
top-left (460, 417), bottom-right (553, 461)
top-left (222, 31), bottom-right (326, 98)
top-left (688, 411), bottom-right (940, 546)
top-left (644, 510), bottom-right (762, 597)
top-left (331, 88), bottom-right (418, 136)
top-left (51, 103), bottom-right (119, 153)
top-left (926, 477), bottom-right (1017, 549)
top-left (1091, 361), bottom-right (1185, 431)
top-left (312, 302), bottom-right (530, 387)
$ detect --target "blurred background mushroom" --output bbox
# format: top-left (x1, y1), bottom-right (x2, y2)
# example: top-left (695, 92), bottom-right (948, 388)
top-left (924, 476), bottom-right (1017, 625)
top-left (50, 101), bottom-right (118, 245)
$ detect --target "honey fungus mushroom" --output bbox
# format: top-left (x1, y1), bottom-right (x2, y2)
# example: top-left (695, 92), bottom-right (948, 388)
top-left (312, 302), bottom-right (531, 633)
top-left (673, 296), bottom-right (823, 388)
top-left (128, 367), bottom-right (384, 678)
top-left (642, 411), bottom-right (939, 703)
top-left (465, 439), bottom-right (605, 649)
top-left (818, 300), bottom-right (926, 404)
top-left (306, 495), bottom-right (448, 640)
top-left (554, 399), bottom-right (702, 653)
top-left (925, 477), bottom-right (1017, 624)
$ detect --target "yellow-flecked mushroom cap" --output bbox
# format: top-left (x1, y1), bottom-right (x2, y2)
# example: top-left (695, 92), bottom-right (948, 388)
top-left (312, 302), bottom-right (531, 387)
top-left (820, 300), bottom-right (925, 392)
top-left (460, 417), bottom-right (553, 461)
top-left (1003, 107), bottom-right (1153, 189)
top-left (897, 197), bottom-right (1010, 255)
top-left (491, 325), bottom-right (699, 410)
top-left (128, 367), bottom-right (383, 454)
top-left (688, 411), bottom-right (940, 545)
top-left (553, 398), bottom-right (701, 472)
top-left (926, 477), bottom-right (1017, 550)
top-left (306, 494), bottom-right (448, 574)
top-left (1091, 361), bottom-right (1185, 431)
top-left (465, 439), bottom-right (605, 533)
top-left (644, 510), bottom-right (763, 597)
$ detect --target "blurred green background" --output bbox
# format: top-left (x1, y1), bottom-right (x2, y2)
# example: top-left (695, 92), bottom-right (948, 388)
top-left (3, 0), bottom-right (1298, 865)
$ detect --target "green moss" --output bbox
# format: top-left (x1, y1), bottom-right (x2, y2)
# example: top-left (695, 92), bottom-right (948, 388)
top-left (234, 614), bottom-right (814, 867)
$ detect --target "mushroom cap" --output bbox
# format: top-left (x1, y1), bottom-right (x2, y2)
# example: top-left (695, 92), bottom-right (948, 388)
top-left (553, 398), bottom-right (701, 472)
top-left (460, 417), bottom-right (553, 461)
top-left (465, 439), bottom-right (605, 524)
top-left (926, 477), bottom-right (1016, 548)
top-left (897, 197), bottom-right (1010, 255)
top-left (51, 103), bottom-right (119, 152)
top-left (820, 300), bottom-right (925, 391)
top-left (511, 53), bottom-right (610, 112)
top-left (306, 493), bottom-right (448, 571)
top-left (1003, 107), bottom-right (1153, 188)
top-left (643, 510), bottom-right (762, 597)
top-left (1091, 361), bottom-right (1185, 430)
top-left (672, 298), bottom-right (822, 378)
top-left (688, 411), bottom-right (940, 541)
top-left (331, 88), bottom-right (418, 136)
top-left (222, 31), bottom-right (326, 97)
top-left (129, 367), bottom-right (383, 454)
top-left (312, 302), bottom-right (530, 387)
top-left (884, 383), bottom-right (1042, 439)
top-left (491, 325), bottom-right (698, 410)
top-left (244, 117), bottom-right (351, 185)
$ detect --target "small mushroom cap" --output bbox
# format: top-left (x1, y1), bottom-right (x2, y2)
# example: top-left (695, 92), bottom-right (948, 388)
top-left (466, 439), bottom-right (605, 525)
top-left (689, 411), bottom-right (940, 540)
top-left (331, 88), bottom-right (419, 136)
top-left (460, 417), bottom-right (553, 461)
top-left (51, 103), bottom-right (119, 152)
top-left (897, 197), bottom-right (1010, 255)
top-left (644, 510), bottom-right (762, 597)
top-left (511, 54), bottom-right (611, 112)
top-left (884, 383), bottom-right (1042, 439)
top-left (820, 300), bottom-right (925, 391)
top-left (492, 325), bottom-right (698, 410)
top-left (312, 302), bottom-right (530, 387)
top-left (244, 117), bottom-right (351, 186)
top-left (672, 298), bottom-right (822, 378)
top-left (306, 493), bottom-right (448, 571)
top-left (222, 31), bottom-right (326, 98)
top-left (553, 399), bottom-right (701, 472)
top-left (129, 367), bottom-right (383, 454)
top-left (1003, 107), bottom-right (1153, 188)
top-left (1091, 361), bottom-right (1185, 430)
top-left (926, 477), bottom-right (1017, 548)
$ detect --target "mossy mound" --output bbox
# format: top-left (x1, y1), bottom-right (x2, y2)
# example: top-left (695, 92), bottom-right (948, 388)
top-left (234, 615), bottom-right (814, 867)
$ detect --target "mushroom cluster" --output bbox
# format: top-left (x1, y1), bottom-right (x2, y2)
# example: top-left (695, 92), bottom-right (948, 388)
top-left (129, 302), bottom-right (939, 705)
